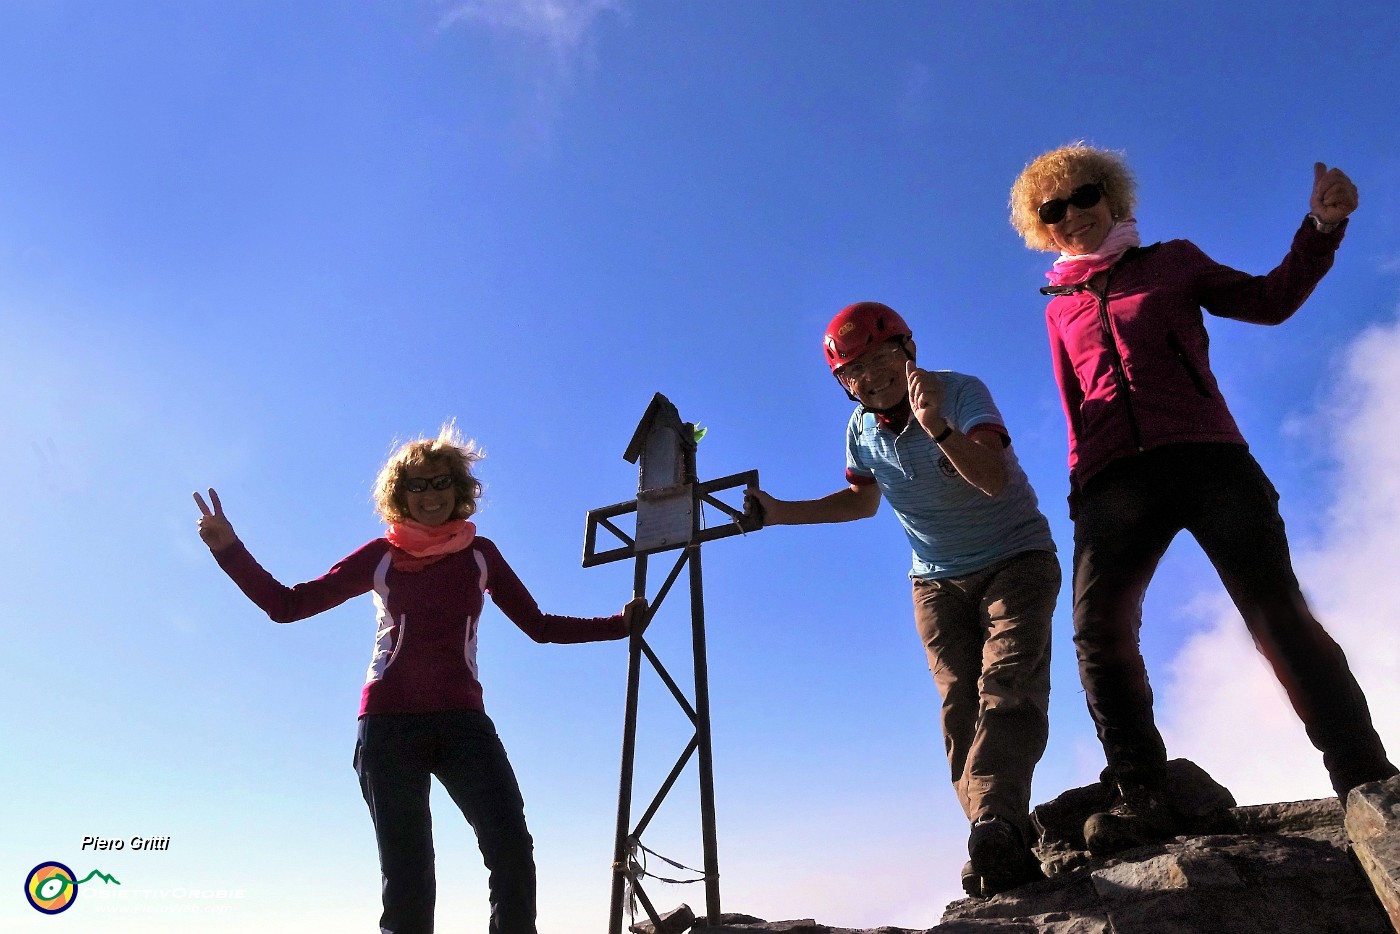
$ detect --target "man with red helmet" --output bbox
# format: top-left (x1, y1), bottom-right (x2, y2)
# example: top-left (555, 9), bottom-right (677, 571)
top-left (747, 301), bottom-right (1059, 897)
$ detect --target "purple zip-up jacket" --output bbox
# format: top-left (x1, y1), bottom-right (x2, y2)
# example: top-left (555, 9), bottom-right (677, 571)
top-left (1042, 217), bottom-right (1347, 493)
top-left (214, 535), bottom-right (626, 717)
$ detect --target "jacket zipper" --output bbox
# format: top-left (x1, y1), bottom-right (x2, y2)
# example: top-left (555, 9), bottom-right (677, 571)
top-left (1166, 331), bottom-right (1213, 398)
top-left (1092, 269), bottom-right (1144, 452)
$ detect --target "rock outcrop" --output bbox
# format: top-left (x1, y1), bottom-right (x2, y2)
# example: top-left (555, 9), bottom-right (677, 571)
top-left (1347, 775), bottom-right (1400, 930)
top-left (632, 768), bottom-right (1400, 934)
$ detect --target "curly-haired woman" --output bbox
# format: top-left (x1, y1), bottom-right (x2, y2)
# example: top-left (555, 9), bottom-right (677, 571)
top-left (1009, 144), bottom-right (1395, 854)
top-left (195, 424), bottom-right (643, 934)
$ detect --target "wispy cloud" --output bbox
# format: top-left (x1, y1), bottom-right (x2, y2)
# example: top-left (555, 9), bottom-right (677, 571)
top-left (438, 0), bottom-right (624, 143)
top-left (1159, 313), bottom-right (1400, 804)
top-left (439, 0), bottom-right (623, 61)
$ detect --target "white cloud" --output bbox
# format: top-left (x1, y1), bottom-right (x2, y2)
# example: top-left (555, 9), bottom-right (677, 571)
top-left (439, 0), bottom-right (623, 59)
top-left (1159, 315), bottom-right (1400, 804)
top-left (437, 0), bottom-right (624, 142)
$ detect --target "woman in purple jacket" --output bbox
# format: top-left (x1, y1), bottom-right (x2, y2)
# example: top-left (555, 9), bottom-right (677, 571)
top-left (195, 425), bottom-right (643, 934)
top-left (1008, 144), bottom-right (1395, 854)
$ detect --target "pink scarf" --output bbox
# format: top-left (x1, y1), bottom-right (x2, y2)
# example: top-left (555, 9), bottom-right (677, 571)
top-left (1046, 218), bottom-right (1141, 286)
top-left (384, 518), bottom-right (476, 571)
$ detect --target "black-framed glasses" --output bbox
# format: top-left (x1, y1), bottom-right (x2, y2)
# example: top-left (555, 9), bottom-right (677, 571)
top-left (401, 474), bottom-right (455, 494)
top-left (1037, 182), bottom-right (1103, 225)
top-left (834, 343), bottom-right (908, 388)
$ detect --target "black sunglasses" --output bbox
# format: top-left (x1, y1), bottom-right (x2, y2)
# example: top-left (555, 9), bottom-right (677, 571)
top-left (401, 474), bottom-right (455, 494)
top-left (1037, 183), bottom-right (1104, 225)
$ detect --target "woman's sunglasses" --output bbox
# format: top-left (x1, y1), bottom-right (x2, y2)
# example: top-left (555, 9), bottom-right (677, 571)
top-left (1037, 183), bottom-right (1104, 225)
top-left (401, 474), bottom-right (455, 493)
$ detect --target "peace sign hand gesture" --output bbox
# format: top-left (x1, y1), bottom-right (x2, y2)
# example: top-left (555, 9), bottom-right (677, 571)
top-left (194, 488), bottom-right (238, 552)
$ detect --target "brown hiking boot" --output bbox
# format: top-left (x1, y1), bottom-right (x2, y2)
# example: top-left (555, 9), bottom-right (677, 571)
top-left (1083, 783), bottom-right (1180, 856)
top-left (960, 860), bottom-right (982, 899)
top-left (966, 815), bottom-right (1044, 896)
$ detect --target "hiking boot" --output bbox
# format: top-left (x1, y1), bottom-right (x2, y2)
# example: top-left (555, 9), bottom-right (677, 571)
top-left (960, 860), bottom-right (981, 899)
top-left (967, 815), bottom-right (1043, 896)
top-left (1083, 782), bottom-right (1179, 856)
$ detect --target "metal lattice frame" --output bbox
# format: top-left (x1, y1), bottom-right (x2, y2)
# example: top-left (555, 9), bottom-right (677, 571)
top-left (585, 439), bottom-right (757, 932)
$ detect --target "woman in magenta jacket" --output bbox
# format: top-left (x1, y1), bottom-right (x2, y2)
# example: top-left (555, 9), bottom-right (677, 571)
top-left (195, 424), bottom-right (643, 934)
top-left (1009, 144), bottom-right (1395, 854)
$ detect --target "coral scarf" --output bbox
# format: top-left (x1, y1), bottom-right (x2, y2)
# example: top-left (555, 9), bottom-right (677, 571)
top-left (384, 519), bottom-right (476, 571)
top-left (1046, 218), bottom-right (1141, 286)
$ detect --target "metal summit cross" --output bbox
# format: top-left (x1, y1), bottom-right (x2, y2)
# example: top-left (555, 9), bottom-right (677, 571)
top-left (582, 392), bottom-right (760, 933)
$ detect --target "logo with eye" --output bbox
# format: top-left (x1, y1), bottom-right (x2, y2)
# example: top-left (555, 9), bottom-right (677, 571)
top-left (24, 862), bottom-right (121, 915)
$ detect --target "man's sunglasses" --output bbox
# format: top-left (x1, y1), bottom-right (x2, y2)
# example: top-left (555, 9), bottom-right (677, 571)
top-left (401, 474), bottom-right (455, 493)
top-left (1037, 183), bottom-right (1104, 225)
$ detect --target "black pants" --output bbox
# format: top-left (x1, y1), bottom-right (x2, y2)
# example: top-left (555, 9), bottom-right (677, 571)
top-left (354, 710), bottom-right (537, 934)
top-left (1072, 443), bottom-right (1394, 797)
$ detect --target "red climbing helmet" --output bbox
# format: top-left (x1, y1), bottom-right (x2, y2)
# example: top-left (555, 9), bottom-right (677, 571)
top-left (822, 302), bottom-right (913, 373)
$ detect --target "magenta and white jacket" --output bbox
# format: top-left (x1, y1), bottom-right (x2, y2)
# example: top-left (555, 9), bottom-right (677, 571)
top-left (213, 536), bottom-right (626, 717)
top-left (1041, 216), bottom-right (1347, 494)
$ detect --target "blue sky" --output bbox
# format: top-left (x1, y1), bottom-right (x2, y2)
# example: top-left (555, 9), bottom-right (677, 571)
top-left (4, 1), bottom-right (1400, 930)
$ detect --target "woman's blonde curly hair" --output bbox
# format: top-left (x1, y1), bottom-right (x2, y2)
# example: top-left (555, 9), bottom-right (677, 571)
top-left (373, 422), bottom-right (484, 525)
top-left (1010, 143), bottom-right (1138, 252)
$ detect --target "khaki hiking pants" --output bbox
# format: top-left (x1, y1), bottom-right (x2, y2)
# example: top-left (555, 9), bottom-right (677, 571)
top-left (913, 548), bottom-right (1059, 837)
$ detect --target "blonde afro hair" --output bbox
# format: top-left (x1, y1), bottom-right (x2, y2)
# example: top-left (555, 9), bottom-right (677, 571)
top-left (1009, 143), bottom-right (1137, 252)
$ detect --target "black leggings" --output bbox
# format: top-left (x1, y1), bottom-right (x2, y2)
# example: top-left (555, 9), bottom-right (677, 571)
top-left (355, 710), bottom-right (537, 934)
top-left (1071, 443), bottom-right (1394, 797)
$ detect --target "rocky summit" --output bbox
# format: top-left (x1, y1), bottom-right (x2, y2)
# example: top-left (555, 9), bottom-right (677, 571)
top-left (630, 767), bottom-right (1400, 934)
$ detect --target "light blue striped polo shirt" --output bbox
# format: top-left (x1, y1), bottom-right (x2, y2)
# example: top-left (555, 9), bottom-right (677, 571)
top-left (845, 371), bottom-right (1055, 579)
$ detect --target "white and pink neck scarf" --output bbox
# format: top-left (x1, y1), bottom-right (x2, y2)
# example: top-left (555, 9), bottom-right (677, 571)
top-left (1046, 218), bottom-right (1141, 286)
